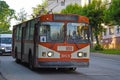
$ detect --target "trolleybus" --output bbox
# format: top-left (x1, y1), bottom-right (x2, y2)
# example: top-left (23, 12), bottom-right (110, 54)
top-left (12, 14), bottom-right (90, 71)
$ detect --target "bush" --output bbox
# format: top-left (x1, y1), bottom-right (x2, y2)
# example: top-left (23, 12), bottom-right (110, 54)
top-left (94, 44), bottom-right (103, 50)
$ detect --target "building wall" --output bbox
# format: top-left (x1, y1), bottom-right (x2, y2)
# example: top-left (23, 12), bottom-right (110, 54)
top-left (47, 0), bottom-right (111, 13)
top-left (102, 25), bottom-right (120, 49)
top-left (47, 0), bottom-right (90, 13)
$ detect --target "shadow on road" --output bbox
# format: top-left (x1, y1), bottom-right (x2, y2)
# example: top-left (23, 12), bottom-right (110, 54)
top-left (20, 62), bottom-right (84, 75)
top-left (34, 68), bottom-right (86, 76)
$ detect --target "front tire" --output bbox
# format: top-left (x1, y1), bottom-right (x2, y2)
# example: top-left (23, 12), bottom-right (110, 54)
top-left (29, 54), bottom-right (35, 70)
top-left (0, 53), bottom-right (3, 56)
top-left (15, 50), bottom-right (21, 63)
top-left (69, 67), bottom-right (76, 71)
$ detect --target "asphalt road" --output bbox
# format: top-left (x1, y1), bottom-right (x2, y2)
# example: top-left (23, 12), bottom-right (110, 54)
top-left (0, 53), bottom-right (120, 80)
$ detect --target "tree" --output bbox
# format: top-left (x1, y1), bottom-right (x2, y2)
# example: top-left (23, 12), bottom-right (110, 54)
top-left (0, 0), bottom-right (15, 33)
top-left (16, 8), bottom-right (27, 23)
top-left (61, 0), bottom-right (108, 45)
top-left (32, 0), bottom-right (47, 17)
top-left (104, 0), bottom-right (120, 25)
top-left (61, 3), bottom-right (83, 14)
top-left (83, 0), bottom-right (107, 45)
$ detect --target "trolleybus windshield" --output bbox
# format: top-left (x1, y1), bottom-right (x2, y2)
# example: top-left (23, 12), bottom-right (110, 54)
top-left (67, 23), bottom-right (89, 43)
top-left (40, 22), bottom-right (64, 43)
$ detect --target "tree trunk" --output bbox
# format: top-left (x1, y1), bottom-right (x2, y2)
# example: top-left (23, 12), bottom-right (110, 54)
top-left (90, 25), bottom-right (94, 48)
top-left (95, 35), bottom-right (99, 45)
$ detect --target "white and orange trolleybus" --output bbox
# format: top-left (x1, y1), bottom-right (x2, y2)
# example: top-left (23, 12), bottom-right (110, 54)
top-left (12, 14), bottom-right (90, 71)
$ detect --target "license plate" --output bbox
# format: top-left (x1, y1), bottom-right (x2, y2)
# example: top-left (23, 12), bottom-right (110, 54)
top-left (60, 54), bottom-right (71, 58)
top-left (57, 46), bottom-right (73, 51)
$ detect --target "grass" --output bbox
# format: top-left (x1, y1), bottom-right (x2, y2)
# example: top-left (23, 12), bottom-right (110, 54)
top-left (91, 49), bottom-right (120, 55)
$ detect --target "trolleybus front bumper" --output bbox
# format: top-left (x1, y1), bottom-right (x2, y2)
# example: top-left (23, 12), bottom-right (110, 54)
top-left (37, 61), bottom-right (89, 68)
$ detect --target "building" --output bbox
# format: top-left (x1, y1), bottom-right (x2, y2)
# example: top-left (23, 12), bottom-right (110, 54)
top-left (47, 0), bottom-right (90, 13)
top-left (102, 24), bottom-right (120, 49)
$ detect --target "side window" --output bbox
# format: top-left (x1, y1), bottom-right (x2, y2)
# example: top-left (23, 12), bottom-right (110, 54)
top-left (40, 25), bottom-right (50, 42)
top-left (14, 27), bottom-right (17, 40)
top-left (40, 25), bottom-right (47, 36)
top-left (15, 25), bottom-right (22, 40)
top-left (16, 26), bottom-right (19, 40)
top-left (18, 25), bottom-right (22, 40)
top-left (25, 22), bottom-right (30, 40)
top-left (29, 20), bottom-right (35, 40)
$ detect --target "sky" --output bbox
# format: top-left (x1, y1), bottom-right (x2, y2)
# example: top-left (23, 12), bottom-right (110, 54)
top-left (3, 0), bottom-right (43, 29)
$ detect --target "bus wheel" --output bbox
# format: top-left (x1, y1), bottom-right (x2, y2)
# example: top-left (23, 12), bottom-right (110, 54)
top-left (29, 55), bottom-right (35, 70)
top-left (69, 67), bottom-right (76, 71)
top-left (15, 54), bottom-right (21, 63)
top-left (0, 53), bottom-right (3, 56)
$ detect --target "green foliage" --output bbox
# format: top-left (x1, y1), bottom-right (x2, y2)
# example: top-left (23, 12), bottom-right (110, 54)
top-left (84, 0), bottom-right (107, 35)
top-left (0, 30), bottom-right (12, 34)
top-left (16, 8), bottom-right (27, 23)
top-left (94, 44), bottom-right (103, 51)
top-left (101, 49), bottom-right (120, 55)
top-left (61, 0), bottom-right (108, 45)
top-left (91, 49), bottom-right (120, 55)
top-left (61, 3), bottom-right (83, 14)
top-left (0, 0), bottom-right (15, 32)
top-left (105, 0), bottom-right (120, 25)
top-left (32, 0), bottom-right (47, 16)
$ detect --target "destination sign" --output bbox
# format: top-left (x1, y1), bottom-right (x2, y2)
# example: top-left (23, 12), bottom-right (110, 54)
top-left (54, 14), bottom-right (78, 21)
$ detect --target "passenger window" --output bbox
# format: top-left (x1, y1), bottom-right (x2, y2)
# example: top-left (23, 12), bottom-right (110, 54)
top-left (16, 25), bottom-right (22, 40)
top-left (29, 20), bottom-right (35, 40)
top-left (25, 22), bottom-right (30, 40)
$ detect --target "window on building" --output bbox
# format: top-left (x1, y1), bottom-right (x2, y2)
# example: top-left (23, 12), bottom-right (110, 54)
top-left (109, 27), bottom-right (114, 35)
top-left (103, 28), bottom-right (107, 36)
top-left (117, 26), bottom-right (120, 34)
top-left (61, 0), bottom-right (65, 6)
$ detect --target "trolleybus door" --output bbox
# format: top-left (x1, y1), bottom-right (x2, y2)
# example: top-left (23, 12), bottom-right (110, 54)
top-left (33, 23), bottom-right (38, 65)
top-left (21, 26), bottom-right (25, 61)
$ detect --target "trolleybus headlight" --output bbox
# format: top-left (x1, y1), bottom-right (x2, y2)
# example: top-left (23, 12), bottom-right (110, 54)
top-left (77, 52), bottom-right (83, 57)
top-left (1, 47), bottom-right (5, 50)
top-left (47, 51), bottom-right (54, 57)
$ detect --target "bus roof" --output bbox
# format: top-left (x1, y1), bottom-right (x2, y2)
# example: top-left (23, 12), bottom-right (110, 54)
top-left (13, 14), bottom-right (89, 28)
top-left (39, 14), bottom-right (89, 23)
